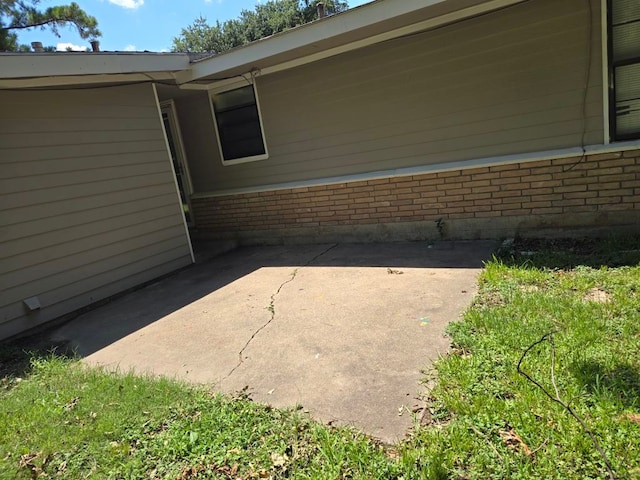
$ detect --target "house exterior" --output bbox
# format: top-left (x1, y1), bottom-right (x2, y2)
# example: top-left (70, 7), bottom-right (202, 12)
top-left (1, 0), bottom-right (638, 339)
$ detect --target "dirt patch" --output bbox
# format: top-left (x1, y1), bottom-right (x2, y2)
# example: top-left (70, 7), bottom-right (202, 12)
top-left (519, 285), bottom-right (540, 293)
top-left (583, 287), bottom-right (610, 304)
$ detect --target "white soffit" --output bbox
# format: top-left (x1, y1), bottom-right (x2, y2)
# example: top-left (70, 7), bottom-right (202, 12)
top-left (181, 0), bottom-right (526, 84)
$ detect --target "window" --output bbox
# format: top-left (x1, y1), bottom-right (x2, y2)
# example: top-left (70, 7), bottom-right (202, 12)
top-left (609, 0), bottom-right (640, 140)
top-left (210, 83), bottom-right (268, 165)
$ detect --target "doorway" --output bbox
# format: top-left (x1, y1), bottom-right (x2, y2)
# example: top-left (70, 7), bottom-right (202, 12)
top-left (160, 100), bottom-right (193, 226)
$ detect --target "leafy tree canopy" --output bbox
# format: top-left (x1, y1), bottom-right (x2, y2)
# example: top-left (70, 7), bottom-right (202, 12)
top-left (172, 0), bottom-right (348, 53)
top-left (0, 0), bottom-right (100, 52)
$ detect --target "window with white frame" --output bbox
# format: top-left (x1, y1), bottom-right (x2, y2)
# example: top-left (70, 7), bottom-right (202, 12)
top-left (209, 83), bottom-right (268, 164)
top-left (609, 0), bottom-right (640, 140)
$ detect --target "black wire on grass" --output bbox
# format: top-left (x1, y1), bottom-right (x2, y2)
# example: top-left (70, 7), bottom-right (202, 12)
top-left (517, 332), bottom-right (615, 480)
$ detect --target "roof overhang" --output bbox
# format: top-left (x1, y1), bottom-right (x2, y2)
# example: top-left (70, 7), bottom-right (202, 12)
top-left (0, 52), bottom-right (190, 89)
top-left (0, 0), bottom-right (528, 90)
top-left (178, 0), bottom-right (527, 86)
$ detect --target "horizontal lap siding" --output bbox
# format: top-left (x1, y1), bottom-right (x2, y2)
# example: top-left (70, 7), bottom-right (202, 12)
top-left (185, 0), bottom-right (603, 193)
top-left (0, 84), bottom-right (192, 340)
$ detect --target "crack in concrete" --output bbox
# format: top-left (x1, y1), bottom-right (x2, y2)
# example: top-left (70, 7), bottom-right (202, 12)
top-left (222, 243), bottom-right (338, 382)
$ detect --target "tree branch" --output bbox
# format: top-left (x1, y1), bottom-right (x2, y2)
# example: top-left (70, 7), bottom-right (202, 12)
top-left (517, 332), bottom-right (615, 480)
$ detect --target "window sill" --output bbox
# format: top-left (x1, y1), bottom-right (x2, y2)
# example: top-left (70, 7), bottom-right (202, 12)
top-left (221, 153), bottom-right (269, 166)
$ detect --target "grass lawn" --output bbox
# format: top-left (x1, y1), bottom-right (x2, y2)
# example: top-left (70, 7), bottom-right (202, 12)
top-left (1, 238), bottom-right (639, 479)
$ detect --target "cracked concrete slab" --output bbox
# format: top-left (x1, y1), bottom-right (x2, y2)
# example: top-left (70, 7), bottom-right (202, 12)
top-left (41, 241), bottom-right (496, 442)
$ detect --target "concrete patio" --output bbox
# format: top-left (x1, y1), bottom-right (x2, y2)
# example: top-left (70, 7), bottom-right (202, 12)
top-left (41, 241), bottom-right (496, 442)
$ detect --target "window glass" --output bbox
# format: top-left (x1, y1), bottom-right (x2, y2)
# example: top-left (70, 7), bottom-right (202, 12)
top-left (211, 85), bottom-right (267, 162)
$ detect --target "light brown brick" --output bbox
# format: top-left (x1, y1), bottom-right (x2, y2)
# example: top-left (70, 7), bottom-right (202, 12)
top-left (531, 207), bottom-right (562, 215)
top-left (492, 177), bottom-right (522, 186)
top-left (437, 194), bottom-right (464, 202)
top-left (390, 199), bottom-right (414, 207)
top-left (464, 193), bottom-right (492, 201)
top-left (474, 198), bottom-right (503, 206)
top-left (555, 199), bottom-right (585, 207)
top-left (356, 207), bottom-right (376, 215)
top-left (586, 197), bottom-right (622, 205)
top-left (395, 210), bottom-right (423, 218)
top-left (521, 174), bottom-right (552, 183)
top-left (493, 202), bottom-right (522, 211)
top-left (597, 203), bottom-right (630, 211)
top-left (368, 178), bottom-right (390, 186)
top-left (526, 159), bottom-right (552, 168)
top-left (419, 178), bottom-right (444, 187)
top-left (398, 204), bottom-right (420, 211)
top-left (588, 167), bottom-right (624, 177)
top-left (566, 205), bottom-right (597, 213)
top-left (599, 189), bottom-right (633, 197)
top-left (493, 190), bottom-right (525, 199)
top-left (474, 185), bottom-right (501, 194)
top-left (586, 152), bottom-right (623, 162)
top-left (523, 201), bottom-right (552, 209)
top-left (587, 182), bottom-right (620, 191)
top-left (502, 209), bottom-right (531, 216)
top-left (436, 170), bottom-right (461, 178)
top-left (397, 193), bottom-right (420, 200)
top-left (371, 212), bottom-right (392, 219)
top-left (503, 182), bottom-right (530, 191)
top-left (348, 192), bottom-right (371, 200)
top-left (446, 175), bottom-right (472, 183)
top-left (348, 180), bottom-right (369, 188)
top-left (564, 176), bottom-right (599, 186)
top-left (599, 158), bottom-right (636, 168)
top-left (491, 163), bottom-right (519, 172)
top-left (464, 180), bottom-right (491, 188)
top-left (439, 207), bottom-right (465, 214)
top-left (476, 210), bottom-right (502, 218)
top-left (331, 193), bottom-right (350, 201)
top-left (500, 169), bottom-right (528, 178)
top-left (445, 188), bottom-right (473, 196)
top-left (474, 172), bottom-right (501, 181)
top-left (466, 167), bottom-right (490, 175)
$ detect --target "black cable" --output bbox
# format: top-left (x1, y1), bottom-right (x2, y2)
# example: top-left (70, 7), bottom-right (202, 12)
top-left (564, 0), bottom-right (595, 172)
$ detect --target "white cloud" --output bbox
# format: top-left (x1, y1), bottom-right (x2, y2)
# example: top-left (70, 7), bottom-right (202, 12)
top-left (123, 44), bottom-right (136, 51)
top-left (56, 42), bottom-right (88, 51)
top-left (108, 0), bottom-right (144, 9)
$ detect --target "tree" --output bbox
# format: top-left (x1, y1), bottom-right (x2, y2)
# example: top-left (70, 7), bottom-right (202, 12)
top-left (0, 0), bottom-right (100, 52)
top-left (172, 0), bottom-right (348, 54)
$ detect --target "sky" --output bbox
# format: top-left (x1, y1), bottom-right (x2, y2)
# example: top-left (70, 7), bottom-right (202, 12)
top-left (17, 0), bottom-right (372, 53)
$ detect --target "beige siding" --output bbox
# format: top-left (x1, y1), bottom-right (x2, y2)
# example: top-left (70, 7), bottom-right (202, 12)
top-left (182, 0), bottom-right (604, 193)
top-left (0, 83), bottom-right (192, 340)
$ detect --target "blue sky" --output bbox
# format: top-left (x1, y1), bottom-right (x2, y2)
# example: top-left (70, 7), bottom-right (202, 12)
top-left (17, 0), bottom-right (371, 52)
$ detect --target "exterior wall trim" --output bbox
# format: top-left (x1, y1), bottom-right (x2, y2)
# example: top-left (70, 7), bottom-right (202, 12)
top-left (152, 84), bottom-right (195, 264)
top-left (191, 140), bottom-right (640, 200)
top-left (601, 0), bottom-right (610, 145)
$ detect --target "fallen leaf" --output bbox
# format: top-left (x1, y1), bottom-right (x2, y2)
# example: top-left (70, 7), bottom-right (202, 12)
top-left (64, 397), bottom-right (79, 411)
top-left (624, 413), bottom-right (640, 424)
top-left (499, 426), bottom-right (532, 456)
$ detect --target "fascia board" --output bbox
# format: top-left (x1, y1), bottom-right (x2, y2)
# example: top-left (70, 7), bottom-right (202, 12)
top-left (0, 53), bottom-right (190, 80)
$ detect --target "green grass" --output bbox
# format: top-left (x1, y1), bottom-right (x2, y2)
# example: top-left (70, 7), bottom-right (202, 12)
top-left (2, 238), bottom-right (640, 479)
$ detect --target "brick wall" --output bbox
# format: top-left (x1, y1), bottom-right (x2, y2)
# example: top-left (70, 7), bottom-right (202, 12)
top-left (192, 150), bottom-right (640, 240)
